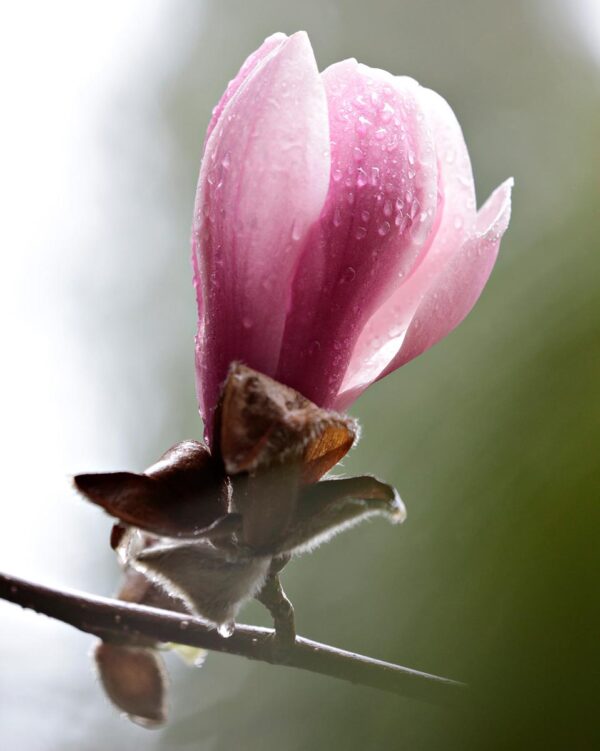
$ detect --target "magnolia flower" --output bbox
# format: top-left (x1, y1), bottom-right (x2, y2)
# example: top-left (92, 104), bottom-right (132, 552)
top-left (192, 31), bottom-right (513, 441)
top-left (75, 34), bottom-right (515, 724)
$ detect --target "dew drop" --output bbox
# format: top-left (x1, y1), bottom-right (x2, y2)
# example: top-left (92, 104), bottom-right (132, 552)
top-left (388, 323), bottom-right (405, 338)
top-left (347, 191), bottom-right (355, 205)
top-left (370, 166), bottom-right (380, 186)
top-left (395, 215), bottom-right (409, 233)
top-left (454, 216), bottom-right (464, 230)
top-left (333, 207), bottom-right (343, 226)
top-left (180, 619), bottom-right (189, 630)
top-left (360, 209), bottom-right (371, 223)
top-left (221, 151), bottom-right (231, 169)
top-left (356, 167), bottom-right (368, 187)
top-left (383, 199), bottom-right (394, 218)
top-left (355, 226), bottom-right (367, 240)
top-left (332, 168), bottom-right (343, 182)
top-left (381, 102), bottom-right (395, 123)
top-left (353, 146), bottom-right (363, 162)
top-left (408, 151), bottom-right (416, 165)
top-left (217, 622), bottom-right (234, 638)
top-left (308, 340), bottom-right (322, 356)
top-left (375, 127), bottom-right (386, 140)
top-left (378, 221), bottom-right (391, 237)
top-left (357, 115), bottom-right (371, 134)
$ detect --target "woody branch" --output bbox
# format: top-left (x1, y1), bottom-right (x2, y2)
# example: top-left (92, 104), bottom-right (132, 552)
top-left (0, 571), bottom-right (465, 707)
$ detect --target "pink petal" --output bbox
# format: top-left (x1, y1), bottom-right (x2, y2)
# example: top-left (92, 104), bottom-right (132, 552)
top-left (337, 87), bottom-right (477, 405)
top-left (193, 33), bottom-right (287, 384)
top-left (276, 60), bottom-right (438, 407)
top-left (336, 177), bottom-right (513, 409)
top-left (396, 177), bottom-right (513, 366)
top-left (193, 32), bottom-right (330, 439)
top-left (204, 33), bottom-right (287, 145)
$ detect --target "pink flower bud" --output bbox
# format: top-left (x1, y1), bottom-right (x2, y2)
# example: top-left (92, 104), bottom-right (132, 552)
top-left (192, 32), bottom-right (513, 441)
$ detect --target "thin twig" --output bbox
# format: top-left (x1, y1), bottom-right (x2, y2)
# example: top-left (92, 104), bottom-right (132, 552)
top-left (0, 571), bottom-right (466, 706)
top-left (255, 572), bottom-right (296, 648)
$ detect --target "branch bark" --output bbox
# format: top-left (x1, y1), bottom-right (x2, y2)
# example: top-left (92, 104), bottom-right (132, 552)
top-left (0, 571), bottom-right (465, 706)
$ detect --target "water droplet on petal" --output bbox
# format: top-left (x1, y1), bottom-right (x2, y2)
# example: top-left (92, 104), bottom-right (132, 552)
top-left (356, 167), bottom-right (368, 187)
top-left (383, 200), bottom-right (393, 218)
top-left (454, 216), bottom-right (464, 230)
top-left (333, 207), bottom-right (343, 226)
top-left (355, 226), bottom-right (367, 240)
top-left (381, 102), bottom-right (395, 123)
top-left (357, 115), bottom-right (372, 134)
top-left (389, 323), bottom-right (405, 338)
top-left (332, 168), bottom-right (343, 182)
top-left (342, 265), bottom-right (357, 281)
top-left (378, 221), bottom-right (391, 237)
top-left (291, 221), bottom-right (302, 241)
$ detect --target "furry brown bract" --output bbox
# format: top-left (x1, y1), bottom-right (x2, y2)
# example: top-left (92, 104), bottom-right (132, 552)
top-left (75, 363), bottom-right (404, 724)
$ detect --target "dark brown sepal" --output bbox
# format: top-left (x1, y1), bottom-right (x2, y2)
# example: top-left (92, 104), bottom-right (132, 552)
top-left (217, 363), bottom-right (358, 483)
top-left (135, 541), bottom-right (271, 629)
top-left (75, 440), bottom-right (229, 538)
top-left (273, 475), bottom-right (406, 556)
top-left (94, 641), bottom-right (168, 727)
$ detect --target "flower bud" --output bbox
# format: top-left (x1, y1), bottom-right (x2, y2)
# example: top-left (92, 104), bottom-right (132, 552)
top-left (192, 32), bottom-right (512, 440)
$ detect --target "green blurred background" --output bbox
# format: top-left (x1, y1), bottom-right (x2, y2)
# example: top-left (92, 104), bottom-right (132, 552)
top-left (0, 1), bottom-right (598, 749)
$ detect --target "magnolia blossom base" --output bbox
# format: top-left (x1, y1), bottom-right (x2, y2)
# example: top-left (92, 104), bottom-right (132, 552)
top-left (74, 364), bottom-right (404, 724)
